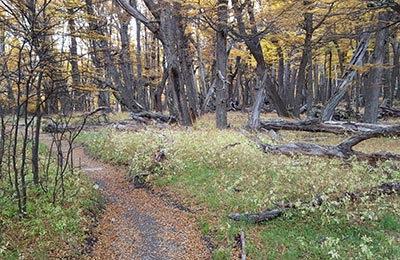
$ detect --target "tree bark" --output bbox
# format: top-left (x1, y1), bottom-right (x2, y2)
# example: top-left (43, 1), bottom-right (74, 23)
top-left (117, 5), bottom-right (136, 109)
top-left (364, 12), bottom-right (390, 123)
top-left (67, 7), bottom-right (84, 112)
top-left (215, 0), bottom-right (228, 129)
top-left (390, 37), bottom-right (400, 99)
top-left (116, 0), bottom-right (195, 126)
top-left (256, 124), bottom-right (400, 162)
top-left (321, 34), bottom-right (371, 121)
top-left (260, 119), bottom-right (396, 134)
top-left (294, 11), bottom-right (313, 118)
top-left (231, 0), bottom-right (290, 126)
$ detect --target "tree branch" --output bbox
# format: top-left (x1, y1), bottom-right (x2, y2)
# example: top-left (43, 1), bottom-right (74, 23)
top-left (115, 0), bottom-right (159, 35)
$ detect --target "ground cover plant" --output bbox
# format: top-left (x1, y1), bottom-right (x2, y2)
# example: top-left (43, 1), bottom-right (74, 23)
top-left (0, 139), bottom-right (102, 259)
top-left (80, 112), bottom-right (400, 259)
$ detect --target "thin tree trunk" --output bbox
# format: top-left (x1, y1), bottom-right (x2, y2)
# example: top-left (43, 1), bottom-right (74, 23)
top-left (232, 0), bottom-right (289, 123)
top-left (132, 0), bottom-right (145, 110)
top-left (118, 6), bottom-right (136, 107)
top-left (391, 37), bottom-right (400, 99)
top-left (67, 7), bottom-right (84, 111)
top-left (294, 11), bottom-right (313, 118)
top-left (215, 0), bottom-right (228, 129)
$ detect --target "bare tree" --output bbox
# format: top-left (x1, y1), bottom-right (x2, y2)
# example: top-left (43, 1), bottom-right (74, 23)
top-left (215, 0), bottom-right (228, 129)
top-left (364, 11), bottom-right (390, 123)
top-left (116, 0), bottom-right (198, 126)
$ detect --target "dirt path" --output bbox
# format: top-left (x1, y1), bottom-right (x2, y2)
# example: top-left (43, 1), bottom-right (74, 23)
top-left (42, 135), bottom-right (212, 260)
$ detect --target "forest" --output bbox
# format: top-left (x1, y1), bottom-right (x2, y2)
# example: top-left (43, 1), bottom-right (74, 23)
top-left (0, 0), bottom-right (400, 259)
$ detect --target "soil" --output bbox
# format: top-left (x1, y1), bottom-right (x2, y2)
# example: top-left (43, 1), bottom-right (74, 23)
top-left (41, 135), bottom-right (212, 260)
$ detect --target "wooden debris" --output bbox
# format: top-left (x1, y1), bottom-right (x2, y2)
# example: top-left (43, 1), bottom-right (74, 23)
top-left (240, 231), bottom-right (246, 260)
top-left (267, 129), bottom-right (282, 142)
top-left (228, 181), bottom-right (400, 223)
top-left (130, 111), bottom-right (176, 124)
top-left (380, 106), bottom-right (400, 118)
top-left (223, 142), bottom-right (241, 149)
top-left (260, 119), bottom-right (397, 135)
top-left (255, 125), bottom-right (400, 163)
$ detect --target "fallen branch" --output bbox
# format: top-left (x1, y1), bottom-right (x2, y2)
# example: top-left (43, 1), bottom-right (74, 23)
top-left (260, 119), bottom-right (396, 135)
top-left (380, 106), bottom-right (400, 118)
top-left (130, 111), bottom-right (176, 124)
top-left (228, 181), bottom-right (400, 223)
top-left (223, 142), bottom-right (241, 149)
top-left (257, 125), bottom-right (400, 163)
top-left (133, 172), bottom-right (151, 188)
top-left (240, 231), bottom-right (246, 260)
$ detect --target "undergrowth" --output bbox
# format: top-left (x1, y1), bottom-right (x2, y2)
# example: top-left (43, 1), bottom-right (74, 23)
top-left (0, 148), bottom-right (101, 259)
top-left (79, 112), bottom-right (400, 259)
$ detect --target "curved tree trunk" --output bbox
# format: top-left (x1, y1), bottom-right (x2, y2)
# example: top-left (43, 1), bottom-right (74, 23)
top-left (320, 34), bottom-right (371, 121)
top-left (231, 0), bottom-right (290, 129)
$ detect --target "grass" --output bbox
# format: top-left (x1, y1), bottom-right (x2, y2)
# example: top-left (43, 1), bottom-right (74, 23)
top-left (79, 112), bottom-right (400, 259)
top-left (0, 144), bottom-right (102, 259)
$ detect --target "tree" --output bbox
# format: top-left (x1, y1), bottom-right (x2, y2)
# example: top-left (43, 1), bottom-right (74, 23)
top-left (116, 0), bottom-right (198, 126)
top-left (231, 0), bottom-right (290, 130)
top-left (0, 0), bottom-right (66, 215)
top-left (66, 1), bottom-right (85, 111)
top-left (215, 0), bottom-right (228, 129)
top-left (364, 11), bottom-right (390, 123)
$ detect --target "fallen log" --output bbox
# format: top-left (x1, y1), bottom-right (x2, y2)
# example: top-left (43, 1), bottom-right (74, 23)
top-left (380, 106), bottom-right (400, 118)
top-left (257, 124), bottom-right (400, 163)
top-left (228, 181), bottom-right (400, 223)
top-left (260, 119), bottom-right (396, 135)
top-left (42, 122), bottom-right (81, 133)
top-left (130, 111), bottom-right (176, 124)
top-left (42, 107), bottom-right (112, 133)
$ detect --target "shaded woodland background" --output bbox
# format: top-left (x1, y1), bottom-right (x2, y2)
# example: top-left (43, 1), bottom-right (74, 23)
top-left (1, 0), bottom-right (400, 127)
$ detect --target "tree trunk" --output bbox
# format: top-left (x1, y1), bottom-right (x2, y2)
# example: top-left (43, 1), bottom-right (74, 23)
top-left (391, 37), bottom-right (400, 99)
top-left (232, 0), bottom-right (290, 124)
top-left (364, 12), bottom-right (389, 123)
top-left (117, 6), bottom-right (136, 109)
top-left (255, 124), bottom-right (400, 163)
top-left (194, 29), bottom-right (208, 109)
top-left (294, 11), bottom-right (313, 118)
top-left (215, 0), bottom-right (228, 129)
top-left (67, 7), bottom-right (84, 112)
top-left (320, 33), bottom-right (371, 121)
top-left (116, 0), bottom-right (195, 126)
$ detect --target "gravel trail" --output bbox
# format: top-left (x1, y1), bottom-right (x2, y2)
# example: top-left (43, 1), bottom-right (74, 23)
top-left (42, 135), bottom-right (211, 260)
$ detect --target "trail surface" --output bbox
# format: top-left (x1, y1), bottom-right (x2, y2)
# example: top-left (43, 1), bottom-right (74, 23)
top-left (42, 135), bottom-right (211, 260)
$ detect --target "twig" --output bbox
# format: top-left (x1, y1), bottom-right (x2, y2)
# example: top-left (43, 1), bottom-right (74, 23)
top-left (241, 231), bottom-right (246, 260)
top-left (223, 142), bottom-right (241, 149)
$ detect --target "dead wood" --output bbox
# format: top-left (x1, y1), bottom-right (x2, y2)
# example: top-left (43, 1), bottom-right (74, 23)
top-left (260, 119), bottom-right (396, 135)
top-left (130, 111), bottom-right (176, 124)
top-left (223, 142), bottom-right (241, 149)
top-left (380, 106), bottom-right (400, 118)
top-left (256, 124), bottom-right (400, 163)
top-left (240, 231), bottom-right (246, 260)
top-left (133, 172), bottom-right (151, 188)
top-left (42, 121), bottom-right (80, 133)
top-left (228, 181), bottom-right (400, 223)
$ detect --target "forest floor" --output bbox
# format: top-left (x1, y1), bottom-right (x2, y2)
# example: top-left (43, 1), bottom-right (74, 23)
top-left (41, 134), bottom-right (212, 260)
